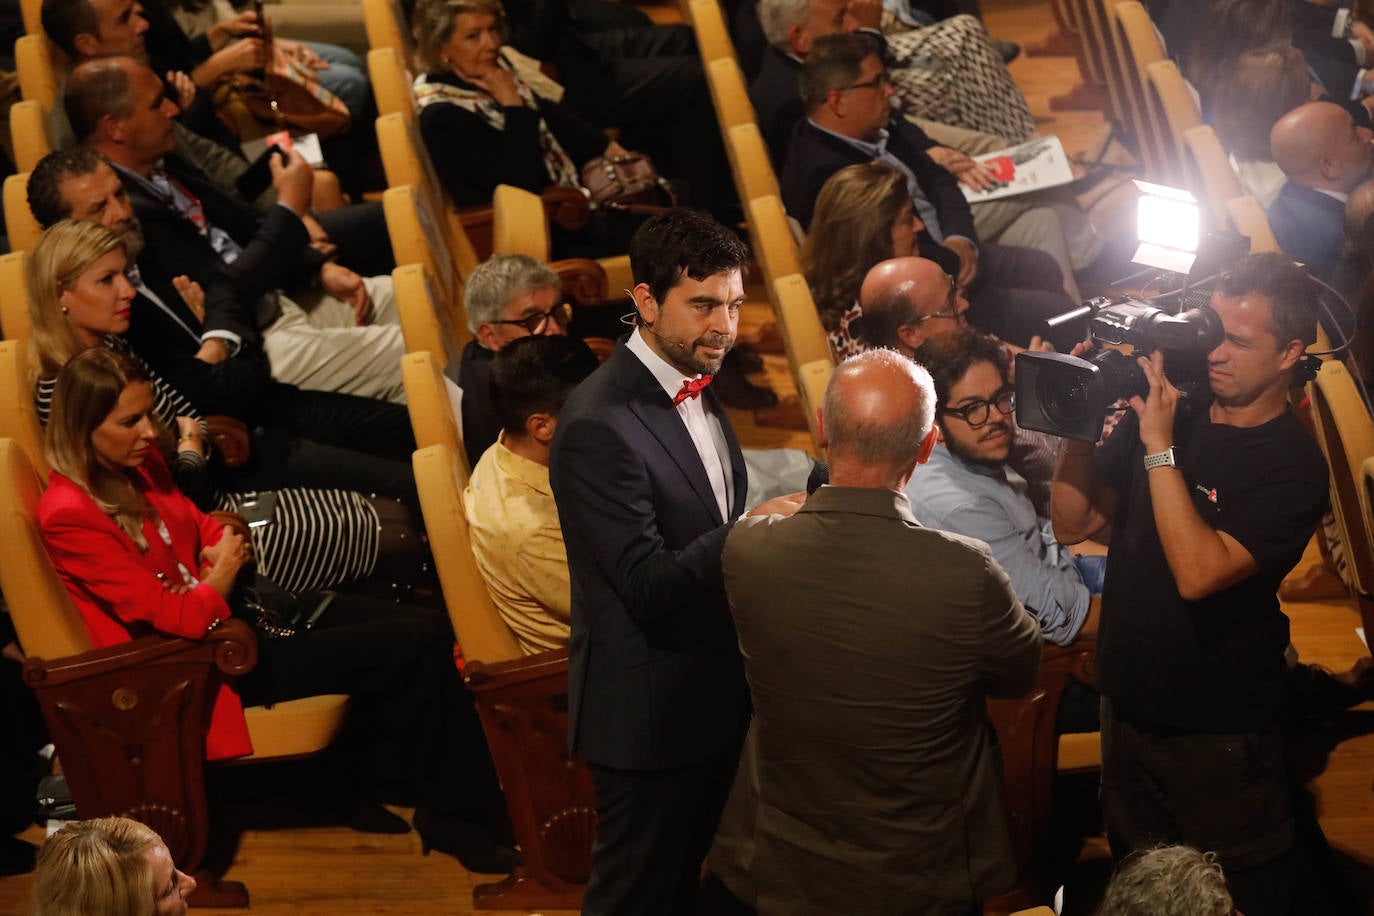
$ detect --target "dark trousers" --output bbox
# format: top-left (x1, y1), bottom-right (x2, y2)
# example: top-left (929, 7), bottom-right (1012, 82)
top-left (583, 730), bottom-right (747, 916)
top-left (1100, 697), bottom-right (1296, 916)
top-left (237, 596), bottom-right (500, 816)
top-left (314, 201), bottom-right (396, 279)
top-left (227, 384), bottom-right (418, 504)
top-left (967, 243), bottom-right (1086, 352)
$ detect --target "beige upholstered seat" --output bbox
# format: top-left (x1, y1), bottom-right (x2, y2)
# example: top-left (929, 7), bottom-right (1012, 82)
top-left (687, 0), bottom-right (734, 63)
top-left (363, 0), bottom-right (411, 60)
top-left (4, 173), bottom-right (43, 255)
top-left (1143, 59), bottom-right (1201, 185)
top-left (1181, 125), bottom-right (1243, 231)
top-left (10, 100), bottom-right (52, 173)
top-left (706, 57), bottom-right (755, 133)
top-left (745, 194), bottom-right (801, 289)
top-left (0, 251), bottom-right (32, 340)
top-left (0, 340), bottom-right (45, 479)
top-left (402, 350), bottom-right (466, 468)
top-left (727, 122), bottom-right (781, 203)
top-left (1225, 194), bottom-right (1280, 253)
top-left (383, 183), bottom-right (469, 331)
top-left (367, 45), bottom-right (416, 122)
top-left (492, 184), bottom-right (551, 261)
top-left (15, 35), bottom-right (57, 110)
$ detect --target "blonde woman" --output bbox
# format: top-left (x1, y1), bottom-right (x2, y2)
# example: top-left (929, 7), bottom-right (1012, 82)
top-left (27, 219), bottom-right (418, 596)
top-left (31, 817), bottom-right (194, 916)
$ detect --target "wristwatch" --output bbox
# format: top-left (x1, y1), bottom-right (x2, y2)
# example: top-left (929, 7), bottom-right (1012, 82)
top-left (1142, 447), bottom-right (1177, 471)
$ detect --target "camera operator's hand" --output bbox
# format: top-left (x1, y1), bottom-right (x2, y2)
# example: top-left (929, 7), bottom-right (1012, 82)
top-left (1129, 350), bottom-right (1180, 453)
top-left (1068, 340), bottom-right (1093, 359)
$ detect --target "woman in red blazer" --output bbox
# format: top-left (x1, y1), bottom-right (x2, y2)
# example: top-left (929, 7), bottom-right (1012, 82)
top-left (37, 347), bottom-right (519, 874)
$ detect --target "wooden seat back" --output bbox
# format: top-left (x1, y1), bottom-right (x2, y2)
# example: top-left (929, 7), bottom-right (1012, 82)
top-left (394, 263), bottom-right (468, 367)
top-left (493, 183), bottom-right (552, 261)
top-left (797, 358), bottom-right (831, 454)
top-left (688, 0), bottom-right (734, 62)
top-left (363, 0), bottom-right (411, 60)
top-left (744, 194), bottom-right (801, 289)
top-left (383, 184), bottom-right (467, 330)
top-left (1143, 59), bottom-right (1201, 185)
top-left (5, 174), bottom-right (43, 255)
top-left (1181, 125), bottom-right (1242, 231)
top-left (16, 34), bottom-right (57, 109)
top-left (10, 100), bottom-right (52, 173)
top-left (0, 249), bottom-right (33, 339)
top-left (402, 351), bottom-right (467, 471)
top-left (727, 122), bottom-right (781, 203)
top-left (1308, 359), bottom-right (1374, 605)
top-left (1225, 194), bottom-right (1280, 253)
top-left (0, 339), bottom-right (47, 483)
top-left (707, 57), bottom-right (755, 133)
top-left (367, 46), bottom-right (416, 122)
top-left (1110, 1), bottom-right (1169, 179)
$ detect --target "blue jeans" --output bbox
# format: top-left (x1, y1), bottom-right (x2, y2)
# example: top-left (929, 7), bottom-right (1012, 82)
top-left (300, 41), bottom-right (371, 119)
top-left (1073, 553), bottom-right (1108, 596)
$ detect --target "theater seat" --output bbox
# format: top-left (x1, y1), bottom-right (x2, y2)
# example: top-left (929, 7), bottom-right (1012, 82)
top-left (1225, 195), bottom-right (1280, 254)
top-left (4, 173), bottom-right (43, 255)
top-left (401, 350), bottom-right (465, 469)
top-left (0, 437), bottom-right (349, 908)
top-left (413, 441), bottom-right (594, 909)
top-left (10, 101), bottom-right (52, 174)
top-left (15, 34), bottom-right (57, 110)
top-left (0, 249), bottom-right (33, 339)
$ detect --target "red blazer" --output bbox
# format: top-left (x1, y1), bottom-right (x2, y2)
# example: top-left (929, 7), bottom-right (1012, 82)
top-left (38, 451), bottom-right (252, 760)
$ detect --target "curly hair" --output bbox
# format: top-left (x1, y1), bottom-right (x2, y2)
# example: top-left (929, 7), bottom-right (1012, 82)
top-left (1098, 845), bottom-right (1234, 916)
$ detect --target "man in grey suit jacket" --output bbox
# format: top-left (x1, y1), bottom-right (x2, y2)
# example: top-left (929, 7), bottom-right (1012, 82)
top-left (723, 349), bottom-right (1042, 915)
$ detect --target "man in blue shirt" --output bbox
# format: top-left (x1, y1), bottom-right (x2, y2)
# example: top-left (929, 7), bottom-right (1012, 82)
top-left (906, 327), bottom-right (1102, 646)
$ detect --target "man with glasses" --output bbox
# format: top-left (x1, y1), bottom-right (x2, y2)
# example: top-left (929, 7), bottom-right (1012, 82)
top-left (906, 328), bottom-right (1101, 647)
top-left (446, 254), bottom-right (575, 467)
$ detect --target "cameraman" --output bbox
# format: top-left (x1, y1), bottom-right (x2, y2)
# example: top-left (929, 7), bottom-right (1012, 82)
top-left (1050, 253), bottom-right (1328, 916)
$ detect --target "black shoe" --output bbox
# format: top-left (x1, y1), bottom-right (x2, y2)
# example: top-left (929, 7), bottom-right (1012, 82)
top-left (714, 355), bottom-right (779, 409)
top-left (0, 837), bottom-right (35, 877)
top-left (413, 807), bottom-right (523, 875)
top-left (731, 346), bottom-right (765, 374)
top-left (994, 39), bottom-right (1022, 63)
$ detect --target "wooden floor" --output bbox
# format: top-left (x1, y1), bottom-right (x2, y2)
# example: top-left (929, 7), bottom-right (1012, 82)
top-left (3, 2), bottom-right (1374, 913)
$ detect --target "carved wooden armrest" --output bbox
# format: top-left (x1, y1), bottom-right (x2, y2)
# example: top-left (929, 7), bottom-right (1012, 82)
top-left (21, 619), bottom-right (259, 692)
top-left (552, 258), bottom-right (609, 306)
top-left (458, 202), bottom-right (496, 230)
top-left (464, 649), bottom-right (570, 694)
top-left (1040, 632), bottom-right (1097, 686)
top-left (539, 186), bottom-right (592, 232)
top-left (205, 415), bottom-right (250, 468)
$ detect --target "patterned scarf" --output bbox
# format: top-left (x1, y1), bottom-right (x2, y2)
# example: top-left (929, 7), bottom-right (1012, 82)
top-left (413, 64), bottom-right (582, 190)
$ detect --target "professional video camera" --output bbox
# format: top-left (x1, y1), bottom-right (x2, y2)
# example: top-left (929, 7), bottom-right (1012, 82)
top-left (1014, 297), bottom-right (1224, 442)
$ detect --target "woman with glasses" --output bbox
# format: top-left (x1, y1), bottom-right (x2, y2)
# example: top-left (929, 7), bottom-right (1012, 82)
top-left (800, 162), bottom-right (926, 359)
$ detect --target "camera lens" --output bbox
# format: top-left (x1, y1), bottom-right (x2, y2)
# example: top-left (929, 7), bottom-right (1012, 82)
top-left (1041, 375), bottom-right (1094, 430)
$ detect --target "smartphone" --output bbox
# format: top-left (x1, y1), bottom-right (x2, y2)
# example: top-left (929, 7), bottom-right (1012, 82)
top-left (235, 143), bottom-right (287, 201)
top-left (235, 491), bottom-right (278, 528)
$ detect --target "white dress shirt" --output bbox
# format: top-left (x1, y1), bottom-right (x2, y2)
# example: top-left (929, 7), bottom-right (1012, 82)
top-left (626, 328), bottom-right (734, 519)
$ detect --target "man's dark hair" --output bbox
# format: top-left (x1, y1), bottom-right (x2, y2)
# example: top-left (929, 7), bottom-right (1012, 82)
top-left (65, 58), bottom-right (136, 144)
top-left (799, 32), bottom-right (884, 113)
top-left (912, 327), bottom-right (1009, 412)
top-left (28, 148), bottom-right (107, 228)
top-left (628, 208), bottom-right (750, 308)
top-left (1214, 251), bottom-right (1318, 347)
top-left (41, 0), bottom-right (98, 59)
top-left (491, 335), bottom-right (600, 437)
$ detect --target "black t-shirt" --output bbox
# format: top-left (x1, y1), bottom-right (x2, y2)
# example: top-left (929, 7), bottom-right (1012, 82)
top-left (1094, 406), bottom-right (1328, 733)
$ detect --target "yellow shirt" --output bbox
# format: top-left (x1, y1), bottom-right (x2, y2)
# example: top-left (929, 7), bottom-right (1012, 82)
top-left (462, 435), bottom-right (571, 655)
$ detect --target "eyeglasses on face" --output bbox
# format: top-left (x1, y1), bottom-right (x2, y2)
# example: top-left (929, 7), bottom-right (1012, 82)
top-left (846, 71), bottom-right (891, 92)
top-left (910, 275), bottom-right (963, 325)
top-left (941, 385), bottom-right (1016, 428)
top-left (490, 301), bottom-right (573, 335)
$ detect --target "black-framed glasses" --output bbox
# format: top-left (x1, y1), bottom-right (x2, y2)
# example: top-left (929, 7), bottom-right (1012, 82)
top-left (911, 274), bottom-right (963, 325)
top-left (490, 301), bottom-right (573, 335)
top-left (846, 71), bottom-right (891, 92)
top-left (941, 385), bottom-right (1016, 428)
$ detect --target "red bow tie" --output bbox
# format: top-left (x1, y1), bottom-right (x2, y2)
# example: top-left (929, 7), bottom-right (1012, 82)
top-left (673, 376), bottom-right (712, 406)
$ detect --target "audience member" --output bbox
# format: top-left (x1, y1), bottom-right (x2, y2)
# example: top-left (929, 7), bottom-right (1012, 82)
top-left (1210, 45), bottom-right (1320, 211)
top-left (30, 817), bottom-right (195, 915)
top-left (723, 348), bottom-right (1041, 914)
top-left (28, 148), bottom-right (419, 505)
top-left (782, 34), bottom-right (1084, 349)
top-left (752, 0), bottom-right (1034, 169)
top-left (40, 0), bottom-right (392, 278)
top-left (27, 218), bottom-right (425, 595)
top-left (410, 0), bottom-right (653, 256)
top-left (445, 254), bottom-right (574, 467)
top-left (907, 327), bottom-right (1100, 646)
top-left (1337, 179), bottom-right (1374, 383)
top-left (1097, 845), bottom-right (1235, 916)
top-left (499, 0), bottom-right (737, 218)
top-left (1052, 253), bottom-right (1328, 916)
top-left (38, 348), bottom-right (514, 873)
top-left (65, 57), bottom-right (408, 402)
top-left (463, 335), bottom-right (599, 655)
top-left (1269, 101), bottom-right (1374, 278)
top-left (549, 209), bottom-right (802, 913)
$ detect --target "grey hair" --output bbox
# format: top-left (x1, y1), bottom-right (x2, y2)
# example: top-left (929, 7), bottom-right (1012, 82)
top-left (464, 253), bottom-right (562, 334)
top-left (757, 0), bottom-right (812, 48)
top-left (411, 0), bottom-right (506, 73)
top-left (1098, 846), bottom-right (1234, 916)
top-left (821, 348), bottom-right (935, 472)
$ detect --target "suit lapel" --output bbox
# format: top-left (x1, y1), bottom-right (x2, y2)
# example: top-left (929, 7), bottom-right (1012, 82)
top-left (612, 346), bottom-right (728, 526)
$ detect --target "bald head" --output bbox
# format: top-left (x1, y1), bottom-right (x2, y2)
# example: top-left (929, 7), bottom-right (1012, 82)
top-left (820, 349), bottom-right (937, 490)
top-left (1271, 101), bottom-right (1374, 192)
top-left (858, 257), bottom-right (967, 354)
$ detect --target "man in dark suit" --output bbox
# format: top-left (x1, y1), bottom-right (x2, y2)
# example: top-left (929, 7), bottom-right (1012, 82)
top-left (549, 209), bottom-right (803, 914)
top-left (66, 56), bottom-right (408, 403)
top-left (723, 349), bottom-right (1041, 914)
top-left (781, 33), bottom-right (1084, 350)
top-left (27, 148), bottom-right (419, 503)
top-left (1269, 100), bottom-right (1374, 278)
